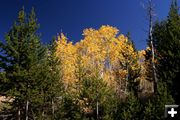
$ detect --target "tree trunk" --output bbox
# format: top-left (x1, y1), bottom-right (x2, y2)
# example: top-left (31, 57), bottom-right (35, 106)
top-left (96, 100), bottom-right (99, 119)
top-left (25, 100), bottom-right (29, 120)
top-left (52, 99), bottom-right (55, 119)
top-left (42, 111), bottom-right (45, 119)
top-left (18, 109), bottom-right (21, 120)
top-left (125, 63), bottom-right (129, 94)
top-left (148, 0), bottom-right (158, 93)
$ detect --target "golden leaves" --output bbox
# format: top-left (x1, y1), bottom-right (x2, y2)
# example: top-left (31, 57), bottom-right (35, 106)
top-left (138, 50), bottom-right (146, 59)
top-left (55, 33), bottom-right (77, 85)
top-left (55, 25), bottom-right (141, 89)
top-left (99, 25), bottom-right (119, 40)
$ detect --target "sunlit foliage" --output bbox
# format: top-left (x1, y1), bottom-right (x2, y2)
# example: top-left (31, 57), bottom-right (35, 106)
top-left (55, 25), bottom-right (141, 95)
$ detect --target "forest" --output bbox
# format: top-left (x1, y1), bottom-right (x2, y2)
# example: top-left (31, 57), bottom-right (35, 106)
top-left (0, 0), bottom-right (180, 120)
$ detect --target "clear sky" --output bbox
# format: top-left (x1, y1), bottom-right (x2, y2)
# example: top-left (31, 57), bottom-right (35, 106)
top-left (0, 0), bottom-right (175, 50)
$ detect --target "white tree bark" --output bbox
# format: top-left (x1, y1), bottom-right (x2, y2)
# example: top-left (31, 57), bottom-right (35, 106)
top-left (52, 99), bottom-right (55, 119)
top-left (25, 100), bottom-right (29, 120)
top-left (96, 100), bottom-right (99, 119)
top-left (148, 0), bottom-right (158, 93)
top-left (18, 109), bottom-right (21, 120)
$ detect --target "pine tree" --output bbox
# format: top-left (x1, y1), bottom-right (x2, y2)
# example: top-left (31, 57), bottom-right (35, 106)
top-left (153, 0), bottom-right (180, 103)
top-left (126, 34), bottom-right (141, 96)
top-left (0, 7), bottom-right (46, 119)
top-left (74, 70), bottom-right (116, 120)
top-left (126, 32), bottom-right (136, 51)
top-left (118, 92), bottom-right (141, 120)
top-left (45, 37), bottom-right (64, 119)
top-left (143, 82), bottom-right (174, 120)
top-left (117, 36), bottom-right (142, 120)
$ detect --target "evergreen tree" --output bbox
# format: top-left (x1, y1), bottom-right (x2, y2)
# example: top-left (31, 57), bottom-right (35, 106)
top-left (44, 37), bottom-right (64, 119)
top-left (77, 72), bottom-right (116, 120)
top-left (126, 39), bottom-right (141, 96)
top-left (118, 92), bottom-right (141, 120)
top-left (143, 1), bottom-right (179, 119)
top-left (126, 32), bottom-right (136, 51)
top-left (153, 0), bottom-right (180, 103)
top-left (0, 7), bottom-right (46, 119)
top-left (143, 82), bottom-right (174, 120)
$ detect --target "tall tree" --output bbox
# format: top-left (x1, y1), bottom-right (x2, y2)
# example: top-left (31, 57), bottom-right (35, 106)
top-left (153, 0), bottom-right (180, 103)
top-left (0, 7), bottom-right (46, 119)
top-left (46, 37), bottom-right (64, 119)
top-left (143, 0), bottom-right (158, 93)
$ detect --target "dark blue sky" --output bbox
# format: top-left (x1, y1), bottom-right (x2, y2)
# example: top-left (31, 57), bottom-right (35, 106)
top-left (0, 0), bottom-right (175, 50)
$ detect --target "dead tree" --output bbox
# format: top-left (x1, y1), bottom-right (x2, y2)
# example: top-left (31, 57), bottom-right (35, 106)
top-left (146, 0), bottom-right (158, 93)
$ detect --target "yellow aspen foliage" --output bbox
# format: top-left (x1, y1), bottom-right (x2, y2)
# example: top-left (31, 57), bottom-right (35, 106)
top-left (138, 50), bottom-right (146, 83)
top-left (55, 25), bottom-right (141, 93)
top-left (138, 50), bottom-right (146, 60)
top-left (55, 33), bottom-right (77, 87)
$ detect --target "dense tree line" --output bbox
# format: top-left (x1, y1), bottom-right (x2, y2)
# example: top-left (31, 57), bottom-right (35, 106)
top-left (0, 0), bottom-right (179, 119)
